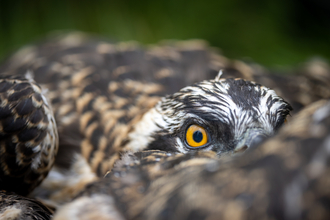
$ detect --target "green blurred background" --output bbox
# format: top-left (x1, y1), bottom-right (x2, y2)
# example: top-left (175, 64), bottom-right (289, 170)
top-left (0, 0), bottom-right (329, 69)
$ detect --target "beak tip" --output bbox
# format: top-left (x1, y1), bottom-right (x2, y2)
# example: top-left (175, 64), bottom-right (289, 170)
top-left (234, 145), bottom-right (248, 153)
top-left (233, 133), bottom-right (268, 154)
top-left (249, 134), bottom-right (267, 148)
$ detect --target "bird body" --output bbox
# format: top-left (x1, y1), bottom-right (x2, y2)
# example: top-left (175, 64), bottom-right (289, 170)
top-left (0, 33), bottom-right (329, 219)
top-left (54, 99), bottom-right (330, 220)
top-left (0, 33), bottom-right (291, 180)
top-left (0, 76), bottom-right (58, 196)
top-left (0, 190), bottom-right (53, 220)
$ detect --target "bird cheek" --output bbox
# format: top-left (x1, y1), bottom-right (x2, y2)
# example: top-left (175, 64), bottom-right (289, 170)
top-left (175, 137), bottom-right (190, 153)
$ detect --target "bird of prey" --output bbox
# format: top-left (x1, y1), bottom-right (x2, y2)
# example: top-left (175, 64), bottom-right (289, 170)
top-left (54, 99), bottom-right (330, 220)
top-left (0, 33), bottom-right (328, 219)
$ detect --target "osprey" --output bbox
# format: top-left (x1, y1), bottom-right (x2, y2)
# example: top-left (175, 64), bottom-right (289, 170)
top-left (0, 34), bottom-right (292, 218)
top-left (0, 76), bottom-right (291, 197)
top-left (55, 100), bottom-right (329, 220)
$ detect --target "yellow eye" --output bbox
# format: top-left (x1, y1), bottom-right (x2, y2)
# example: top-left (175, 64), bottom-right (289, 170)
top-left (186, 125), bottom-right (208, 147)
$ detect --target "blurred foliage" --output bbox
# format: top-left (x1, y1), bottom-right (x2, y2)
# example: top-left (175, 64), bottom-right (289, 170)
top-left (0, 0), bottom-right (330, 69)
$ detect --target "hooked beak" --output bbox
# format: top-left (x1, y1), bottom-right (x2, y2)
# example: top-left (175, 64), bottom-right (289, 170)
top-left (233, 129), bottom-right (269, 154)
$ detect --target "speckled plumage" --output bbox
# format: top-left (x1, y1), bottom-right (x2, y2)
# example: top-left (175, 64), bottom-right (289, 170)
top-left (0, 190), bottom-right (53, 220)
top-left (0, 33), bottom-right (329, 220)
top-left (0, 33), bottom-right (291, 179)
top-left (54, 99), bottom-right (330, 220)
top-left (0, 76), bottom-right (58, 196)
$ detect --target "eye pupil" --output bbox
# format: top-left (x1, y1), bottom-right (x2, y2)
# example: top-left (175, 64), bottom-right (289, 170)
top-left (193, 130), bottom-right (203, 143)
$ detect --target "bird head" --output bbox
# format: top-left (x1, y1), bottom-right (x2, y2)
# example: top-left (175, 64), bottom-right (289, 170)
top-left (125, 77), bottom-right (292, 155)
